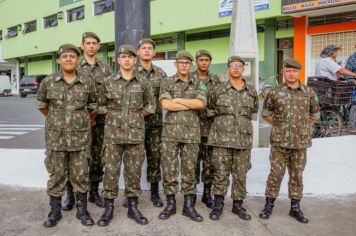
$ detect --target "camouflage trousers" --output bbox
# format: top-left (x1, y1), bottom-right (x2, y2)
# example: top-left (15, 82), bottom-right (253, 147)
top-left (160, 141), bottom-right (199, 195)
top-left (90, 124), bottom-right (104, 183)
top-left (101, 143), bottom-right (145, 199)
top-left (196, 137), bottom-right (214, 184)
top-left (212, 147), bottom-right (251, 200)
top-left (265, 146), bottom-right (307, 200)
top-left (45, 149), bottom-right (90, 197)
top-left (145, 128), bottom-right (162, 183)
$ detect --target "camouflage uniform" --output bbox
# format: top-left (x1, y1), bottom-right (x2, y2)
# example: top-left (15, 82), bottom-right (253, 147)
top-left (78, 59), bottom-right (112, 183)
top-left (262, 82), bottom-right (320, 200)
top-left (36, 72), bottom-right (97, 197)
top-left (208, 79), bottom-right (258, 200)
top-left (159, 74), bottom-right (207, 195)
top-left (136, 64), bottom-right (167, 183)
top-left (191, 70), bottom-right (221, 184)
top-left (97, 72), bottom-right (156, 199)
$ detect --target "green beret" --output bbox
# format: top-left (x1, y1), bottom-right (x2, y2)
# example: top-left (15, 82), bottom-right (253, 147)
top-left (176, 50), bottom-right (194, 61)
top-left (117, 44), bottom-right (137, 57)
top-left (227, 56), bottom-right (245, 66)
top-left (283, 59), bottom-right (302, 69)
top-left (58, 44), bottom-right (80, 56)
top-left (82, 32), bottom-right (100, 42)
top-left (195, 50), bottom-right (212, 60)
top-left (138, 38), bottom-right (156, 49)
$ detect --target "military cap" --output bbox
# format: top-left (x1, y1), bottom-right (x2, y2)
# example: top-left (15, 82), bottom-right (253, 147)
top-left (176, 50), bottom-right (194, 61)
top-left (58, 44), bottom-right (80, 56)
top-left (138, 38), bottom-right (156, 49)
top-left (283, 58), bottom-right (302, 69)
top-left (117, 44), bottom-right (137, 57)
top-left (82, 32), bottom-right (100, 42)
top-left (227, 56), bottom-right (245, 66)
top-left (195, 49), bottom-right (212, 60)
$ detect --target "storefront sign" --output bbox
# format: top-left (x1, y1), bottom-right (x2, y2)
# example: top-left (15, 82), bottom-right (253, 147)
top-left (219, 0), bottom-right (270, 17)
top-left (282, 0), bottom-right (356, 13)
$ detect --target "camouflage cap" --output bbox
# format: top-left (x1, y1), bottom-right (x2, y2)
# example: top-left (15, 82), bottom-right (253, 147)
top-left (283, 58), bottom-right (302, 69)
top-left (176, 50), bottom-right (194, 61)
top-left (117, 44), bottom-right (137, 57)
top-left (58, 44), bottom-right (80, 56)
top-left (138, 38), bottom-right (156, 49)
top-left (195, 49), bottom-right (212, 60)
top-left (227, 56), bottom-right (245, 66)
top-left (82, 32), bottom-right (100, 42)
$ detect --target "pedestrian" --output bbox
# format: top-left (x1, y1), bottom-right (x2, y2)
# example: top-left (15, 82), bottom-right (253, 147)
top-left (122, 38), bottom-right (167, 208)
top-left (259, 59), bottom-right (320, 224)
top-left (191, 49), bottom-right (222, 209)
top-left (315, 44), bottom-right (356, 81)
top-left (208, 56), bottom-right (258, 221)
top-left (158, 50), bottom-right (207, 222)
top-left (37, 44), bottom-right (97, 227)
top-left (97, 44), bottom-right (156, 226)
top-left (345, 44), bottom-right (356, 80)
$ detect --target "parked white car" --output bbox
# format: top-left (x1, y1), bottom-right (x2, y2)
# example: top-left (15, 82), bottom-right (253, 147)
top-left (0, 75), bottom-right (12, 96)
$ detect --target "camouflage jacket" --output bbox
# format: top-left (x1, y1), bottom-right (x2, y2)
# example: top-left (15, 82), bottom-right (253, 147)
top-left (208, 79), bottom-right (258, 149)
top-left (36, 71), bottom-right (97, 151)
top-left (78, 59), bottom-right (112, 125)
top-left (262, 82), bottom-right (320, 149)
top-left (97, 72), bottom-right (156, 144)
top-left (159, 74), bottom-right (207, 143)
top-left (136, 63), bottom-right (167, 128)
top-left (191, 70), bottom-right (222, 137)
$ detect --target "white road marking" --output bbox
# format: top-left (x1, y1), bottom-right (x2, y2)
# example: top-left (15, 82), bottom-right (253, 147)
top-left (0, 131), bottom-right (28, 135)
top-left (0, 136), bottom-right (15, 140)
top-left (0, 128), bottom-right (41, 131)
top-left (0, 124), bottom-right (44, 127)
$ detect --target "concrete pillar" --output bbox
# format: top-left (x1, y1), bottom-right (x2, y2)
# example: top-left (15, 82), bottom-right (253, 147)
top-left (51, 52), bottom-right (57, 73)
top-left (264, 18), bottom-right (277, 86)
top-left (177, 32), bottom-right (185, 51)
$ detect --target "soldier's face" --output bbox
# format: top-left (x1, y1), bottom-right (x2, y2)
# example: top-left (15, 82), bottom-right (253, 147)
top-left (81, 38), bottom-right (100, 57)
top-left (283, 68), bottom-right (300, 83)
top-left (196, 56), bottom-right (211, 72)
top-left (175, 60), bottom-right (192, 76)
top-left (227, 62), bottom-right (245, 79)
top-left (138, 43), bottom-right (155, 61)
top-left (118, 54), bottom-right (136, 71)
top-left (60, 52), bottom-right (79, 72)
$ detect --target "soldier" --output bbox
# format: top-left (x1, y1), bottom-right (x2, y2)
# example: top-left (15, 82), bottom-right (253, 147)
top-left (123, 38), bottom-right (167, 208)
top-left (191, 50), bottom-right (221, 209)
top-left (158, 50), bottom-right (207, 222)
top-left (61, 32), bottom-right (112, 211)
top-left (259, 59), bottom-right (320, 224)
top-left (96, 44), bottom-right (156, 226)
top-left (37, 44), bottom-right (96, 227)
top-left (208, 56), bottom-right (258, 221)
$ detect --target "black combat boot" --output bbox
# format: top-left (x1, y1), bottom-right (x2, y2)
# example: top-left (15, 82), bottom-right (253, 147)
top-left (150, 182), bottom-right (163, 207)
top-left (127, 197), bottom-right (148, 225)
top-left (123, 197), bottom-right (129, 208)
top-left (289, 199), bottom-right (309, 224)
top-left (88, 181), bottom-right (104, 208)
top-left (97, 199), bottom-right (114, 226)
top-left (209, 195), bottom-right (224, 220)
top-left (232, 200), bottom-right (251, 221)
top-left (182, 194), bottom-right (204, 222)
top-left (259, 197), bottom-right (276, 219)
top-left (62, 181), bottom-right (75, 211)
top-left (75, 193), bottom-right (94, 226)
top-left (43, 196), bottom-right (62, 227)
top-left (159, 195), bottom-right (176, 220)
top-left (201, 183), bottom-right (214, 209)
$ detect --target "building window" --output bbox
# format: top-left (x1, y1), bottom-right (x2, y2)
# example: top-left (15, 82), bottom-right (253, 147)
top-left (23, 20), bottom-right (37, 34)
top-left (0, 30), bottom-right (2, 40)
top-left (44, 14), bottom-right (58, 28)
top-left (277, 19), bottom-right (294, 30)
top-left (67, 6), bottom-right (85, 22)
top-left (186, 29), bottom-right (230, 42)
top-left (154, 50), bottom-right (178, 60)
top-left (309, 11), bottom-right (356, 26)
top-left (94, 0), bottom-right (114, 15)
top-left (153, 35), bottom-right (178, 46)
top-left (6, 26), bottom-right (18, 38)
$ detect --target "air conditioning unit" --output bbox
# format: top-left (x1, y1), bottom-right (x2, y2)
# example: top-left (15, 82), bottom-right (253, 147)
top-left (57, 11), bottom-right (64, 19)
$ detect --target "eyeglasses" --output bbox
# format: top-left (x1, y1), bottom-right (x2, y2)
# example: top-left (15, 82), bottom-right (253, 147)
top-left (228, 63), bottom-right (244, 69)
top-left (176, 61), bottom-right (192, 66)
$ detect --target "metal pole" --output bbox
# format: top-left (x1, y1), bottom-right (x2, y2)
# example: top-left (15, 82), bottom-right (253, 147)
top-left (114, 0), bottom-right (150, 72)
